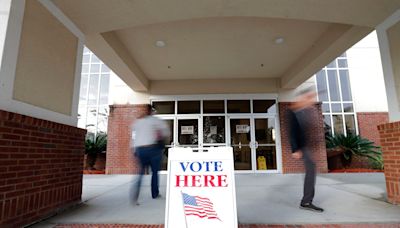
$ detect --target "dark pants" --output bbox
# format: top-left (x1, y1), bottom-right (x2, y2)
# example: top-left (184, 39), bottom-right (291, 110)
top-left (301, 148), bottom-right (316, 204)
top-left (132, 144), bottom-right (163, 201)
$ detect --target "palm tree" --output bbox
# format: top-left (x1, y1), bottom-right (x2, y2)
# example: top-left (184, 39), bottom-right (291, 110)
top-left (326, 134), bottom-right (383, 169)
top-left (85, 133), bottom-right (107, 169)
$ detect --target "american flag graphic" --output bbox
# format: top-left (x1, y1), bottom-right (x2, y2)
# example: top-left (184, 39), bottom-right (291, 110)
top-left (182, 192), bottom-right (221, 220)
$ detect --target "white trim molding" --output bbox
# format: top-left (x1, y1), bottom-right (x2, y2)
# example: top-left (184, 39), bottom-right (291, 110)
top-left (71, 40), bottom-right (84, 122)
top-left (38, 0), bottom-right (85, 41)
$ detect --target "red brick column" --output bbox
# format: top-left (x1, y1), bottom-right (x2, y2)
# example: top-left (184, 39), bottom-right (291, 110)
top-left (358, 112), bottom-right (389, 146)
top-left (106, 105), bottom-right (147, 174)
top-left (0, 110), bottom-right (86, 227)
top-left (378, 121), bottom-right (400, 204)
top-left (279, 102), bottom-right (328, 173)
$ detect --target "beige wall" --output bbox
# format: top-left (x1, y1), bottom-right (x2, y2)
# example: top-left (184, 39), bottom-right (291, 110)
top-left (387, 21), bottom-right (400, 109)
top-left (150, 78), bottom-right (279, 95)
top-left (13, 0), bottom-right (78, 115)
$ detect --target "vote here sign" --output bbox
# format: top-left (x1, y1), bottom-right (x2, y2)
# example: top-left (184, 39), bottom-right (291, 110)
top-left (165, 147), bottom-right (238, 228)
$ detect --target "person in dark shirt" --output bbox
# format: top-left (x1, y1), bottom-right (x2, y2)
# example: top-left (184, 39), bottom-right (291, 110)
top-left (288, 87), bottom-right (324, 213)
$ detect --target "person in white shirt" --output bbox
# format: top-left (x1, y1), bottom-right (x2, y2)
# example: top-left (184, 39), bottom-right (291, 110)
top-left (130, 104), bottom-right (170, 204)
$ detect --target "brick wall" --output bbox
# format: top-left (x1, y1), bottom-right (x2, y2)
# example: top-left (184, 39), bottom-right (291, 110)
top-left (106, 105), bottom-right (147, 174)
top-left (378, 121), bottom-right (400, 205)
top-left (0, 110), bottom-right (86, 227)
top-left (358, 112), bottom-right (389, 146)
top-left (279, 103), bottom-right (328, 173)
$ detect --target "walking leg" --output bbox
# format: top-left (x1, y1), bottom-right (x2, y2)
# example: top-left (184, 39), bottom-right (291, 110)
top-left (301, 151), bottom-right (316, 204)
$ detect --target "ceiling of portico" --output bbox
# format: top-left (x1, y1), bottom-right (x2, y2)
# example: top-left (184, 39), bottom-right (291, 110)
top-left (51, 0), bottom-right (400, 92)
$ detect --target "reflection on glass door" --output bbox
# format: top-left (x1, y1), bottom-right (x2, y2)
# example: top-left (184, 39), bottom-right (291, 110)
top-left (161, 119), bottom-right (174, 170)
top-left (177, 118), bottom-right (199, 147)
top-left (230, 118), bottom-right (252, 170)
top-left (254, 118), bottom-right (277, 170)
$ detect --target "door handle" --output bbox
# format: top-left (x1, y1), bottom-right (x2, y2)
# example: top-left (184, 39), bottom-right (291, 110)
top-left (238, 141), bottom-right (242, 149)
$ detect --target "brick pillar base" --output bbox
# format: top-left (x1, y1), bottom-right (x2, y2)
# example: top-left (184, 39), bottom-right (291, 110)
top-left (0, 110), bottom-right (86, 227)
top-left (106, 105), bottom-right (147, 174)
top-left (378, 121), bottom-right (400, 204)
top-left (279, 102), bottom-right (328, 173)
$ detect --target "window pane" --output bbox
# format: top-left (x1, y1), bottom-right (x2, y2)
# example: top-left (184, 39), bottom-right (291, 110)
top-left (83, 47), bottom-right (91, 54)
top-left (86, 106), bottom-right (97, 133)
top-left (178, 119), bottom-right (198, 145)
top-left (343, 103), bottom-right (354, 112)
top-left (233, 146), bottom-right (252, 170)
top-left (333, 115), bottom-right (344, 135)
top-left (338, 59), bottom-right (348, 68)
top-left (328, 70), bottom-right (341, 101)
top-left (99, 74), bottom-right (110, 105)
top-left (178, 101), bottom-right (200, 114)
top-left (322, 103), bottom-right (330, 113)
top-left (256, 146), bottom-right (277, 170)
top-left (227, 100), bottom-right (250, 113)
top-left (327, 60), bottom-right (337, 68)
top-left (153, 101), bottom-right (175, 114)
top-left (88, 74), bottom-right (99, 105)
top-left (253, 100), bottom-right (276, 113)
top-left (230, 119), bottom-right (251, 145)
top-left (90, 64), bottom-right (101, 73)
top-left (91, 55), bottom-right (101, 63)
top-left (345, 115), bottom-right (356, 135)
top-left (81, 64), bottom-right (89, 74)
top-left (79, 74), bottom-right (88, 103)
top-left (101, 65), bottom-right (110, 73)
top-left (203, 116), bottom-right (225, 143)
top-left (316, 71), bottom-right (328, 101)
top-left (323, 115), bottom-right (332, 137)
top-left (82, 54), bottom-right (90, 63)
top-left (331, 103), bottom-right (342, 112)
top-left (255, 118), bottom-right (275, 144)
top-left (97, 110), bottom-right (108, 133)
top-left (203, 100), bottom-right (224, 113)
top-left (339, 70), bottom-right (353, 101)
top-left (77, 105), bottom-right (87, 129)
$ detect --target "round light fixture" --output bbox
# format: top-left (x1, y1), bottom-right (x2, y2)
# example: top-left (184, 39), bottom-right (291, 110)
top-left (155, 40), bottom-right (166, 47)
top-left (275, 37), bottom-right (284, 44)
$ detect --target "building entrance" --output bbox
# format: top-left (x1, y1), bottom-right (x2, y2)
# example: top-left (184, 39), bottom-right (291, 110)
top-left (155, 95), bottom-right (281, 173)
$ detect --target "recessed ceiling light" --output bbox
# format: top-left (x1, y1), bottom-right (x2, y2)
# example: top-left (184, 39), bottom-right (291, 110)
top-left (275, 37), bottom-right (284, 44)
top-left (155, 40), bottom-right (166, 47)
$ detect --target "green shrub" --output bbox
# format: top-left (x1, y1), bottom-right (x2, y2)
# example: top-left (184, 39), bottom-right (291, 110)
top-left (85, 133), bottom-right (107, 169)
top-left (326, 134), bottom-right (383, 169)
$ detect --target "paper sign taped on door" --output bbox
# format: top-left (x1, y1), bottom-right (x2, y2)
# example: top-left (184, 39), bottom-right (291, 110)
top-left (236, 125), bottom-right (249, 133)
top-left (181, 126), bottom-right (194, 134)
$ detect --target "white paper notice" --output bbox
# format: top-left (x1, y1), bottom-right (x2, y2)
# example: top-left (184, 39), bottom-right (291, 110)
top-left (210, 126), bottom-right (217, 135)
top-left (181, 126), bottom-right (194, 135)
top-left (236, 125), bottom-right (249, 133)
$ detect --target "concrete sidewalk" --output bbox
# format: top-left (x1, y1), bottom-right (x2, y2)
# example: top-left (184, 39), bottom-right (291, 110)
top-left (31, 173), bottom-right (400, 227)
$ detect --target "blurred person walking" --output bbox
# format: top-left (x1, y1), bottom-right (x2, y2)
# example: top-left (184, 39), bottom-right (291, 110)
top-left (287, 88), bottom-right (324, 213)
top-left (130, 104), bottom-right (170, 205)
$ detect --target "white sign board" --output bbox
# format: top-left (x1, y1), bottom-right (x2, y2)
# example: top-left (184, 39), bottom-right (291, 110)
top-left (165, 147), bottom-right (237, 228)
top-left (236, 125), bottom-right (249, 133)
top-left (210, 126), bottom-right (217, 135)
top-left (181, 126), bottom-right (194, 135)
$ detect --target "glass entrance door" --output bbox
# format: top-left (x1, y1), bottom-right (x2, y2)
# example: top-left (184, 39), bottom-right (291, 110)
top-left (229, 117), bottom-right (253, 171)
top-left (160, 118), bottom-right (175, 170)
top-left (254, 117), bottom-right (277, 171)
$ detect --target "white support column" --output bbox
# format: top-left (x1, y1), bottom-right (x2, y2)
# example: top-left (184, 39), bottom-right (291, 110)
top-left (376, 9), bottom-right (400, 122)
